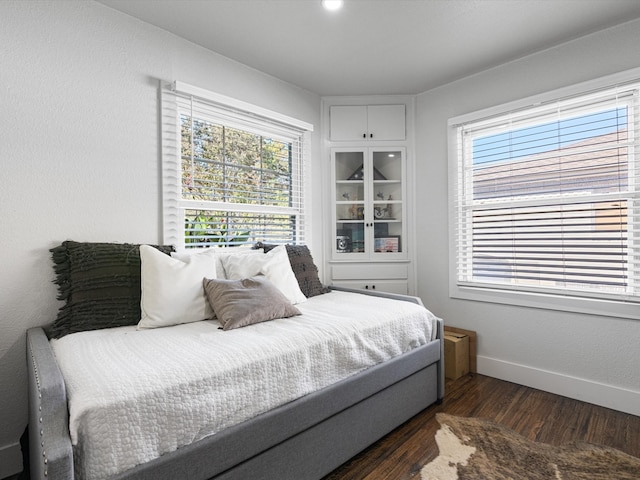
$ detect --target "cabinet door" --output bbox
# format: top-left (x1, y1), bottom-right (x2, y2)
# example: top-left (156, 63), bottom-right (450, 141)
top-left (333, 149), bottom-right (368, 257)
top-left (330, 105), bottom-right (405, 141)
top-left (367, 105), bottom-right (405, 141)
top-left (330, 106), bottom-right (368, 141)
top-left (371, 148), bottom-right (405, 258)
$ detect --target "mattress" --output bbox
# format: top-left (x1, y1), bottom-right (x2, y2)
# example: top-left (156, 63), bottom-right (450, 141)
top-left (50, 291), bottom-right (437, 480)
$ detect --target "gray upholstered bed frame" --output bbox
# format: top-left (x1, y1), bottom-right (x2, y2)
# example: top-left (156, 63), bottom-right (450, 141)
top-left (27, 287), bottom-right (444, 480)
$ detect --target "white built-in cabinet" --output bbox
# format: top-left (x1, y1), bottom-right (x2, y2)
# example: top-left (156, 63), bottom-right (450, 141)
top-left (330, 105), bottom-right (406, 141)
top-left (323, 99), bottom-right (415, 295)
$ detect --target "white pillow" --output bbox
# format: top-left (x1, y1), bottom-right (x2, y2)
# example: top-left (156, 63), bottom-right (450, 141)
top-left (171, 247), bottom-right (219, 268)
top-left (138, 245), bottom-right (217, 329)
top-left (221, 244), bottom-right (307, 304)
top-left (215, 247), bottom-right (263, 279)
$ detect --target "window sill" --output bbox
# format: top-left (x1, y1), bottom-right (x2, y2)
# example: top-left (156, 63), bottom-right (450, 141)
top-left (450, 284), bottom-right (640, 320)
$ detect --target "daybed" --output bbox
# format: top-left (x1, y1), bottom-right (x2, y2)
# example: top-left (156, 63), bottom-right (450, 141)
top-left (27, 241), bottom-right (444, 480)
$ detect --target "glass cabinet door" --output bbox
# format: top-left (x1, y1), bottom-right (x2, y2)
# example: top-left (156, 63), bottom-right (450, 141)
top-left (334, 150), bottom-right (366, 255)
top-left (332, 148), bottom-right (405, 258)
top-left (371, 149), bottom-right (403, 256)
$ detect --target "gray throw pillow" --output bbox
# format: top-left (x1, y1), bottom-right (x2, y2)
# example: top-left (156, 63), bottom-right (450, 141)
top-left (203, 276), bottom-right (301, 330)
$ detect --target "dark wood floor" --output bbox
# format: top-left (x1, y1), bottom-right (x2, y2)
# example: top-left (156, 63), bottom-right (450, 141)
top-left (322, 373), bottom-right (640, 480)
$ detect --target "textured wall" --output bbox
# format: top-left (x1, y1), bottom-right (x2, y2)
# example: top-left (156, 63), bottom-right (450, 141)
top-left (0, 1), bottom-right (320, 476)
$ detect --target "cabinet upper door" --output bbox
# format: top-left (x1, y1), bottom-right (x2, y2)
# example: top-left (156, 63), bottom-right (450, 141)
top-left (367, 105), bottom-right (405, 141)
top-left (330, 105), bottom-right (405, 141)
top-left (330, 106), bottom-right (368, 141)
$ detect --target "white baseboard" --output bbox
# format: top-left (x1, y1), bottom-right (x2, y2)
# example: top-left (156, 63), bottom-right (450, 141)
top-left (478, 355), bottom-right (640, 417)
top-left (0, 441), bottom-right (23, 478)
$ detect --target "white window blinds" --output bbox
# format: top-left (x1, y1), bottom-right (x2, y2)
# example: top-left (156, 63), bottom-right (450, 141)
top-left (451, 83), bottom-right (640, 306)
top-left (161, 82), bottom-right (312, 249)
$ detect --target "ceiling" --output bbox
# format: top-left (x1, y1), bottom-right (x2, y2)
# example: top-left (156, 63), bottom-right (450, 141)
top-left (96, 0), bottom-right (640, 96)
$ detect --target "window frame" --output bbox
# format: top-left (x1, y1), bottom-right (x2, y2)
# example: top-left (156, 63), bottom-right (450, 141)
top-left (161, 81), bottom-right (313, 250)
top-left (448, 68), bottom-right (640, 320)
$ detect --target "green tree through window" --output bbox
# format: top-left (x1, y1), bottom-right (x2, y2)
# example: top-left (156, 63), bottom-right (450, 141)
top-left (180, 115), bottom-right (299, 247)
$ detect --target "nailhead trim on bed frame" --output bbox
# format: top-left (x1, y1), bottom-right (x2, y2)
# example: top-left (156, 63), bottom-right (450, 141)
top-left (30, 340), bottom-right (49, 478)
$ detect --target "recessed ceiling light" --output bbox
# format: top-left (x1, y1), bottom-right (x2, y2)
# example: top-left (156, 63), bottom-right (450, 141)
top-left (322, 0), bottom-right (344, 12)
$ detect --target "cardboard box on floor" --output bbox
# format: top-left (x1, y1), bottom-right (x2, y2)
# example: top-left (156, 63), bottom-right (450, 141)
top-left (444, 332), bottom-right (469, 380)
top-left (443, 326), bottom-right (477, 380)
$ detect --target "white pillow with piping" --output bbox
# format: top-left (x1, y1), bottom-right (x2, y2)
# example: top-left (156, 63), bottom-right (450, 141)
top-left (215, 248), bottom-right (263, 278)
top-left (221, 244), bottom-right (307, 304)
top-left (138, 245), bottom-right (217, 329)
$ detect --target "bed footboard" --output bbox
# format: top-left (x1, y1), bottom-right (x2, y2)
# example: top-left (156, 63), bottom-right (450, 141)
top-left (27, 327), bottom-right (74, 480)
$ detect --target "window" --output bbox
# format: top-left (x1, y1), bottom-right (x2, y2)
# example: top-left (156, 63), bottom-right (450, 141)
top-left (449, 77), bottom-right (640, 319)
top-left (161, 82), bottom-right (312, 249)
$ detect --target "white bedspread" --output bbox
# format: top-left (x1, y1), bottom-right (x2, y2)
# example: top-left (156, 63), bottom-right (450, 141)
top-left (51, 291), bottom-right (437, 480)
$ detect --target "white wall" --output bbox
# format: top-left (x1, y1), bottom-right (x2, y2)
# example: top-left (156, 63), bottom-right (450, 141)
top-left (0, 1), bottom-right (321, 476)
top-left (415, 19), bottom-right (640, 416)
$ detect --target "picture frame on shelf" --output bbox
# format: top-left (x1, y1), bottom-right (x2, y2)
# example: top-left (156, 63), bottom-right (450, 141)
top-left (374, 223), bottom-right (389, 237)
top-left (336, 228), bottom-right (352, 253)
top-left (374, 236), bottom-right (401, 253)
top-left (351, 228), bottom-right (365, 253)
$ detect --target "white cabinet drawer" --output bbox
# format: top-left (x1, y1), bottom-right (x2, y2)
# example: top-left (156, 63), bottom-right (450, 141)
top-left (331, 280), bottom-right (408, 295)
top-left (332, 263), bottom-right (408, 280)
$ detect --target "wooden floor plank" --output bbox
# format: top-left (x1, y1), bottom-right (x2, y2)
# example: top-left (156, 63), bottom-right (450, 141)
top-left (322, 374), bottom-right (640, 480)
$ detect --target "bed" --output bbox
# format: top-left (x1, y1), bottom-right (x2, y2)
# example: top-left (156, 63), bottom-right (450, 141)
top-left (27, 241), bottom-right (444, 480)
